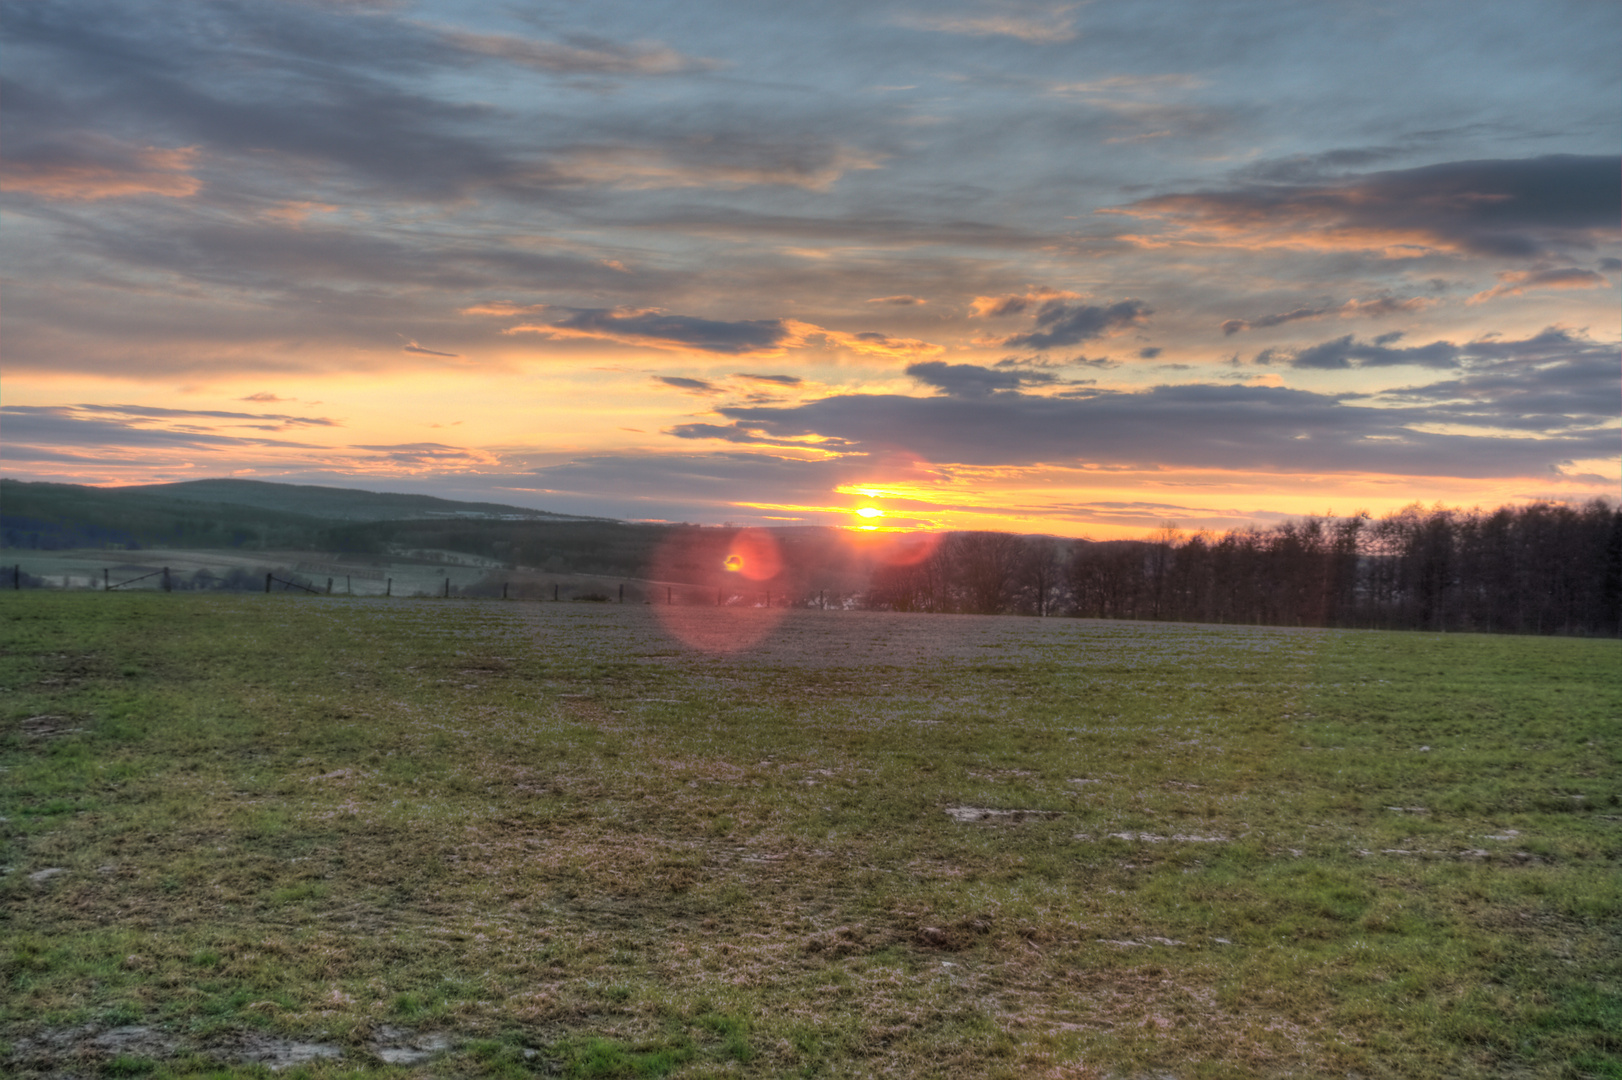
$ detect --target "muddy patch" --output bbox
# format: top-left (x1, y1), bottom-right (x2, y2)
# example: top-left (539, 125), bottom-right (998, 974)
top-left (3, 1025), bottom-right (183, 1073)
top-left (945, 806), bottom-right (1061, 823)
top-left (230, 1035), bottom-right (343, 1070)
top-left (1074, 832), bottom-right (1229, 843)
top-left (372, 1026), bottom-right (452, 1064)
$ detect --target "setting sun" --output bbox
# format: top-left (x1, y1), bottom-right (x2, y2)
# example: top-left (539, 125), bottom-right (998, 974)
top-left (855, 507), bottom-right (884, 519)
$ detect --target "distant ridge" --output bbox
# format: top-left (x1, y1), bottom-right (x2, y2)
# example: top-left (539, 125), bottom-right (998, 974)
top-left (121, 479), bottom-right (608, 523)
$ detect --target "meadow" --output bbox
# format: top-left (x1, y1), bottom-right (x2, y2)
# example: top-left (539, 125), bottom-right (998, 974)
top-left (2, 594), bottom-right (1618, 1078)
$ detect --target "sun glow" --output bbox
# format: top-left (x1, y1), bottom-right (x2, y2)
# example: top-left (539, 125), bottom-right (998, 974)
top-left (855, 506), bottom-right (883, 518)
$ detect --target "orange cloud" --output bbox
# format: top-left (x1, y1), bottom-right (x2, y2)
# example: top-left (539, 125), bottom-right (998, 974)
top-left (969, 287), bottom-right (1081, 318)
top-left (550, 145), bottom-right (881, 192)
top-left (461, 301), bottom-right (549, 317)
top-left (2, 144), bottom-right (200, 201)
top-left (500, 309), bottom-right (942, 361)
top-left (1468, 267), bottom-right (1609, 304)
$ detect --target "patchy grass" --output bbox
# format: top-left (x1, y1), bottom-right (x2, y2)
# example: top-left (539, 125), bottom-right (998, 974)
top-left (1, 593), bottom-right (1618, 1078)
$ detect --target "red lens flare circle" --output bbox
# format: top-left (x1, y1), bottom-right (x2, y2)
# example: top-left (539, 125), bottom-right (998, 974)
top-left (647, 527), bottom-right (790, 654)
top-left (872, 530), bottom-right (943, 568)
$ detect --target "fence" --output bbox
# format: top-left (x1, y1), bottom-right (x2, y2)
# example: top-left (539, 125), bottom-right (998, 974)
top-left (5, 563), bottom-right (844, 609)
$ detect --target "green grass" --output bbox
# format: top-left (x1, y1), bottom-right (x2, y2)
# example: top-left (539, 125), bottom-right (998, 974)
top-left (2, 593), bottom-right (1618, 1078)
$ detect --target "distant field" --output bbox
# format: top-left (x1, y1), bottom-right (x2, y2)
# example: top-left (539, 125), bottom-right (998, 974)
top-left (0, 549), bottom-right (634, 602)
top-left (2, 595), bottom-right (1618, 1078)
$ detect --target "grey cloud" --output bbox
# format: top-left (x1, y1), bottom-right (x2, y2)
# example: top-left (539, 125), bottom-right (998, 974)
top-left (905, 361), bottom-right (1060, 396)
top-left (867, 295), bottom-right (927, 305)
top-left (672, 330), bottom-right (1617, 477)
top-left (549, 309), bottom-right (791, 354)
top-left (1265, 327), bottom-right (1607, 372)
top-left (3, 3), bottom-right (525, 202)
top-left (1515, 268), bottom-right (1605, 288)
top-left (524, 451), bottom-right (855, 517)
top-left (442, 30), bottom-right (716, 77)
top-left (0, 406), bottom-right (331, 450)
top-left (1002, 299), bottom-right (1150, 350)
top-left (733, 373), bottom-right (803, 385)
top-left (21, 403), bottom-right (340, 427)
top-left (1365, 331), bottom-right (1618, 433)
top-left (655, 375), bottom-right (720, 393)
top-left (1599, 258), bottom-right (1622, 272)
top-left (403, 342), bottom-right (460, 358)
top-left (1122, 155), bottom-right (1621, 259)
top-left (1277, 335), bottom-right (1461, 370)
top-left (1137, 347), bottom-right (1161, 359)
top-left (1224, 296), bottom-right (1438, 334)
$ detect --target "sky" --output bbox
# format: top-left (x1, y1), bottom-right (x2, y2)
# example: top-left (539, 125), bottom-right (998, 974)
top-left (2, 0), bottom-right (1618, 538)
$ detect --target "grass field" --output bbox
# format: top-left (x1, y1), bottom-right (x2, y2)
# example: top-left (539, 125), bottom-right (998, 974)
top-left (2, 595), bottom-right (1618, 1078)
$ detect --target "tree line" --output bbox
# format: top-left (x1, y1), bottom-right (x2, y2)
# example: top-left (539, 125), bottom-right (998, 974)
top-left (866, 500), bottom-right (1622, 636)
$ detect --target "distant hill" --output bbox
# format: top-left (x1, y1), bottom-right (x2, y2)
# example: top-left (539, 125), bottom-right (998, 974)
top-left (3, 479), bottom-right (335, 551)
top-left (0, 477), bottom-right (603, 553)
top-left (122, 479), bottom-right (599, 523)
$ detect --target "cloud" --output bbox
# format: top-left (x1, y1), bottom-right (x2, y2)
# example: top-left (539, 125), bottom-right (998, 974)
top-left (346, 442), bottom-right (496, 468)
top-left (814, 328), bottom-right (945, 361)
top-left (893, 6), bottom-right (1079, 42)
top-left (655, 375), bottom-right (721, 394)
top-left (1365, 330), bottom-right (1618, 434)
top-left (522, 451), bottom-right (859, 519)
top-left (441, 30), bottom-right (717, 77)
top-left (867, 295), bottom-right (927, 305)
top-left (1468, 267), bottom-right (1610, 304)
top-left (1137, 347), bottom-right (1162, 359)
top-left (906, 361), bottom-right (1061, 396)
top-left (668, 329), bottom-right (1617, 478)
top-left (734, 373), bottom-right (803, 386)
top-left (1221, 296), bottom-right (1433, 334)
top-left (1113, 155), bottom-right (1621, 259)
top-left (509, 309), bottom-right (794, 355)
top-left (0, 134), bottom-right (200, 201)
top-left (240, 392), bottom-right (289, 403)
top-left (0, 405), bottom-right (336, 452)
top-left (402, 341), bottom-right (461, 358)
top-left (520, 310), bottom-right (943, 362)
top-left (1001, 299), bottom-right (1151, 350)
top-left (970, 288), bottom-right (1079, 318)
top-left (1259, 334), bottom-right (1460, 370)
top-left (54, 403), bottom-right (338, 427)
top-left (460, 301), bottom-right (549, 317)
top-left (550, 144), bottom-right (881, 192)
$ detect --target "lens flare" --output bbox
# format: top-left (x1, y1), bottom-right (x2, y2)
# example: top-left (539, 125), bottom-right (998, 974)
top-left (725, 528), bottom-right (784, 582)
top-left (871, 530), bottom-right (942, 567)
top-left (647, 527), bottom-right (790, 654)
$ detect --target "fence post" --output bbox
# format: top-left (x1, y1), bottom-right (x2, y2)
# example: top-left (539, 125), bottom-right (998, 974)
top-left (386, 578), bottom-right (392, 597)
top-left (13, 565), bottom-right (18, 590)
top-left (667, 586), bottom-right (672, 605)
top-left (444, 578), bottom-right (450, 598)
top-left (502, 582), bottom-right (508, 600)
top-left (104, 569), bottom-right (110, 591)
top-left (553, 583), bottom-right (559, 601)
top-left (163, 567), bottom-right (171, 592)
top-left (717, 587), bottom-right (722, 606)
top-left (327, 578), bottom-right (333, 595)
top-left (619, 583), bottom-right (624, 603)
top-left (346, 575), bottom-right (351, 595)
top-left (265, 572), bottom-right (272, 594)
top-left (765, 589), bottom-right (771, 608)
